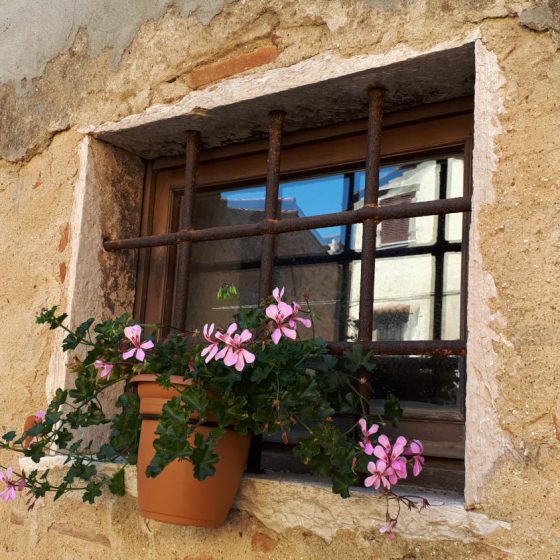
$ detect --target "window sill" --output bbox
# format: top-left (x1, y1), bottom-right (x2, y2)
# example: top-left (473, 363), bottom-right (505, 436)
top-left (20, 456), bottom-right (509, 542)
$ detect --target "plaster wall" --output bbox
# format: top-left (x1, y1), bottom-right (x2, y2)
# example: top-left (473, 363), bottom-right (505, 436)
top-left (1, 1), bottom-right (560, 558)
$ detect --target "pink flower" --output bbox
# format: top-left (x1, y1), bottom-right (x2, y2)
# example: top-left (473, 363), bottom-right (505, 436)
top-left (94, 360), bottom-right (114, 379)
top-left (34, 410), bottom-right (46, 423)
top-left (122, 325), bottom-right (154, 362)
top-left (364, 460), bottom-right (397, 490)
top-left (373, 435), bottom-right (408, 480)
top-left (0, 468), bottom-right (24, 503)
top-left (216, 323), bottom-right (255, 372)
top-left (266, 302), bottom-right (297, 344)
top-left (405, 439), bottom-right (425, 477)
top-left (272, 287), bottom-right (285, 303)
top-left (200, 323), bottom-right (222, 364)
top-left (379, 519), bottom-right (397, 540)
top-left (288, 302), bottom-right (312, 330)
top-left (358, 418), bottom-right (379, 455)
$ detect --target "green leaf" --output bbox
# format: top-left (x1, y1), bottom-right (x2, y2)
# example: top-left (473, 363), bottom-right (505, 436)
top-left (54, 483), bottom-right (68, 501)
top-left (36, 306), bottom-right (67, 330)
top-left (191, 429), bottom-right (223, 481)
top-left (108, 469), bottom-right (126, 496)
top-left (342, 344), bottom-right (375, 373)
top-left (2, 431), bottom-right (16, 442)
top-left (83, 482), bottom-right (103, 504)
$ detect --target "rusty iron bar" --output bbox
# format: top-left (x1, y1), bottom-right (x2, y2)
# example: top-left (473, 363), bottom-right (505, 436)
top-left (357, 87), bottom-right (384, 400)
top-left (171, 130), bottom-right (200, 330)
top-left (249, 111), bottom-right (285, 475)
top-left (104, 196), bottom-right (470, 251)
top-left (326, 339), bottom-right (466, 356)
top-left (259, 111), bottom-right (285, 298)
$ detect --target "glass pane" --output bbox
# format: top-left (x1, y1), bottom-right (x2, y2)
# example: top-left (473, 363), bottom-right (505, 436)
top-left (186, 241), bottom-right (261, 332)
top-left (445, 157), bottom-right (465, 242)
top-left (371, 355), bottom-right (462, 407)
top-left (277, 227), bottom-right (343, 258)
top-left (442, 252), bottom-right (462, 339)
top-left (194, 185), bottom-right (266, 228)
top-left (184, 185), bottom-right (265, 330)
top-left (353, 155), bottom-right (464, 250)
top-left (277, 174), bottom-right (350, 257)
top-left (273, 262), bottom-right (355, 341)
top-left (371, 254), bottom-right (435, 341)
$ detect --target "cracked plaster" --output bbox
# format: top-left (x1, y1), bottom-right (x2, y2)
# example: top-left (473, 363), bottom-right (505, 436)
top-left (0, 0), bottom-right (233, 85)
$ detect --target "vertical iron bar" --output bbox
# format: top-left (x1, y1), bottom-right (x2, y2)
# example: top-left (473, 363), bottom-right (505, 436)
top-left (357, 87), bottom-right (384, 400)
top-left (432, 159), bottom-right (448, 340)
top-left (171, 130), bottom-right (201, 330)
top-left (248, 110), bottom-right (285, 474)
top-left (338, 172), bottom-right (356, 341)
top-left (258, 111), bottom-right (285, 299)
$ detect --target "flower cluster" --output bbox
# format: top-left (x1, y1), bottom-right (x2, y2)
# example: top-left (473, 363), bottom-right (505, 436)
top-left (265, 287), bottom-right (312, 344)
top-left (201, 323), bottom-right (255, 372)
top-left (0, 468), bottom-right (25, 503)
top-left (201, 287), bottom-right (312, 371)
top-left (357, 419), bottom-right (426, 540)
top-left (0, 290), bottom-right (428, 544)
top-left (93, 324), bottom-right (154, 380)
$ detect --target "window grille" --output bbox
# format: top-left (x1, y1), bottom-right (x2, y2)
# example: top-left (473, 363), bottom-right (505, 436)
top-left (104, 88), bottom-right (471, 472)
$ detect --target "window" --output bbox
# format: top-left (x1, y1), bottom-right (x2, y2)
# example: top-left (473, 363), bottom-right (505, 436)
top-left (117, 95), bottom-right (472, 481)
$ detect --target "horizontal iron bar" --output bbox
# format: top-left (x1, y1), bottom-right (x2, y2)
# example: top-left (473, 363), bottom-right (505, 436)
top-left (326, 339), bottom-right (466, 356)
top-left (104, 197), bottom-right (471, 251)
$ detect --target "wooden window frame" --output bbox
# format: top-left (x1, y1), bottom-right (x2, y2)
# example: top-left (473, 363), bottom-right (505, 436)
top-left (105, 94), bottom-right (473, 465)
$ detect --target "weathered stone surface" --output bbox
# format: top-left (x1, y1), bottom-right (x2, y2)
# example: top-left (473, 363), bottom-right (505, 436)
top-left (519, 2), bottom-right (558, 32)
top-left (91, 41), bottom-right (477, 159)
top-left (1, 1), bottom-right (560, 558)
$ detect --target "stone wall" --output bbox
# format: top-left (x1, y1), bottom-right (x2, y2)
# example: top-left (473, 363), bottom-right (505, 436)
top-left (1, 1), bottom-right (559, 558)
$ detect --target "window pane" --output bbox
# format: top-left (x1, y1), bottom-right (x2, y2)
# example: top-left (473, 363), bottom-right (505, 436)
top-left (195, 185), bottom-right (266, 228)
top-left (371, 355), bottom-right (463, 408)
top-left (277, 174), bottom-right (350, 257)
top-left (273, 262), bottom-right (354, 341)
top-left (353, 155), bottom-right (464, 250)
top-left (442, 252), bottom-right (462, 339)
top-left (445, 157), bottom-right (465, 242)
top-left (369, 254), bottom-right (435, 341)
top-left (184, 185), bottom-right (265, 331)
top-left (184, 155), bottom-right (465, 341)
top-left (185, 238), bottom-right (261, 332)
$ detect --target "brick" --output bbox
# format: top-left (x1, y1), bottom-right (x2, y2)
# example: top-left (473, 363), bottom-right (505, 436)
top-left (251, 532), bottom-right (278, 553)
top-left (185, 45), bottom-right (279, 89)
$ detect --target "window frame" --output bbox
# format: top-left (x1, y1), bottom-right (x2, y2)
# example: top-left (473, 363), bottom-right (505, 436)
top-left (123, 96), bottom-right (472, 464)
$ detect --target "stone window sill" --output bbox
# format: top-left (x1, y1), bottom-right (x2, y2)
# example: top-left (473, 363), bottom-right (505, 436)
top-left (20, 456), bottom-right (509, 542)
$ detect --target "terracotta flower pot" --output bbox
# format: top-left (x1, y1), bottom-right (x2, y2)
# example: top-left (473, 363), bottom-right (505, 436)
top-left (131, 374), bottom-right (251, 527)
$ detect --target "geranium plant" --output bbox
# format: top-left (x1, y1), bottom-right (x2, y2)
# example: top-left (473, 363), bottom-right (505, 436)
top-left (0, 286), bottom-right (427, 538)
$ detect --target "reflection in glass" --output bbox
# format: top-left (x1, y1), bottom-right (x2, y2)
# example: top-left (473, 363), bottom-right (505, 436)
top-left (372, 254), bottom-right (435, 341)
top-left (180, 154), bottom-right (465, 344)
top-left (185, 239), bottom-right (261, 332)
top-left (277, 174), bottom-right (350, 257)
top-left (371, 355), bottom-right (462, 407)
top-left (273, 262), bottom-right (355, 341)
top-left (442, 252), bottom-right (462, 339)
